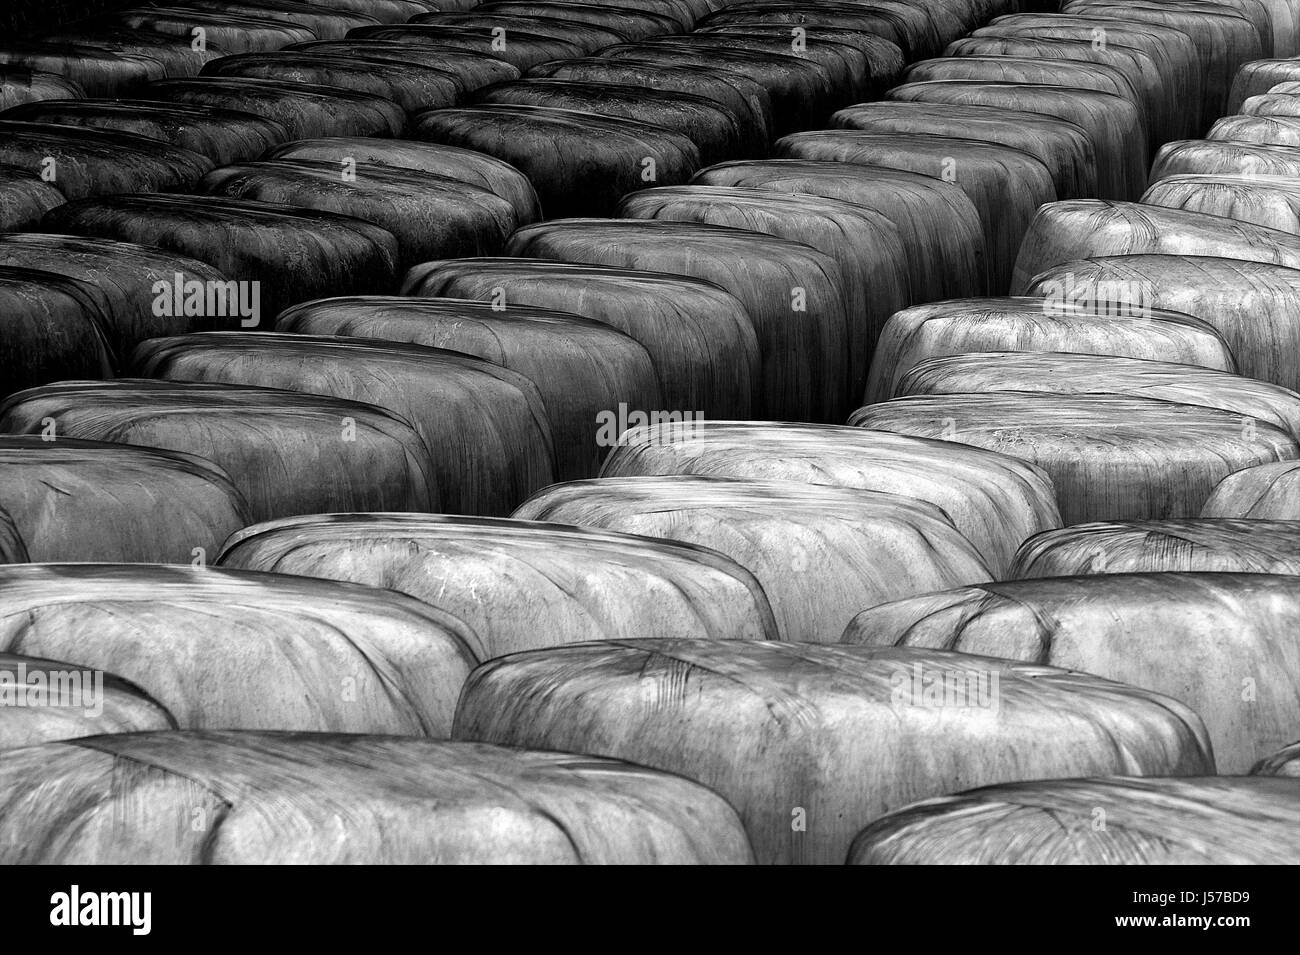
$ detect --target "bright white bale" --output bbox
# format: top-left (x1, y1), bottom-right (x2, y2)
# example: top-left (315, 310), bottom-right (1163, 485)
top-left (1024, 254), bottom-right (1300, 392)
top-left (865, 296), bottom-right (1236, 404)
top-left (218, 512), bottom-right (780, 657)
top-left (0, 564), bottom-right (481, 734)
top-left (511, 476), bottom-right (993, 642)
top-left (1010, 199), bottom-right (1300, 294)
top-left (1207, 113), bottom-right (1300, 146)
top-left (1010, 518), bottom-right (1300, 578)
top-left (0, 652), bottom-right (175, 751)
top-left (1253, 739), bottom-right (1300, 775)
top-left (1226, 57), bottom-right (1300, 112)
top-left (849, 777), bottom-right (1300, 864)
top-left (842, 572), bottom-right (1300, 772)
top-left (1141, 173), bottom-right (1300, 237)
top-left (850, 392), bottom-right (1299, 524)
top-left (0, 732), bottom-right (755, 864)
top-left (1202, 460), bottom-right (1300, 518)
top-left (1150, 139), bottom-right (1300, 185)
top-left (894, 351), bottom-right (1300, 440)
top-left (598, 420), bottom-right (1062, 576)
top-left (454, 641), bottom-right (1213, 864)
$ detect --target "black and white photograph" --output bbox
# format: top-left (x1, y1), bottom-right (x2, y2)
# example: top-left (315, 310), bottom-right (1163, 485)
top-left (0, 0), bottom-right (1291, 906)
